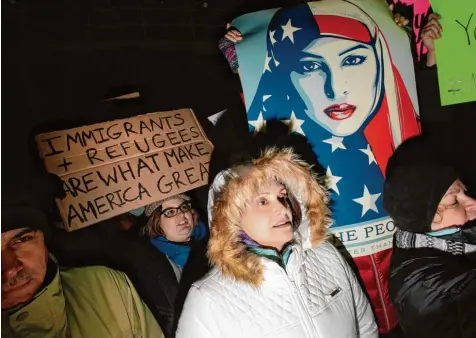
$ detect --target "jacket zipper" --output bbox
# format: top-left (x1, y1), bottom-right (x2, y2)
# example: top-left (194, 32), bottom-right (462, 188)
top-left (370, 254), bottom-right (390, 331)
top-left (281, 270), bottom-right (317, 338)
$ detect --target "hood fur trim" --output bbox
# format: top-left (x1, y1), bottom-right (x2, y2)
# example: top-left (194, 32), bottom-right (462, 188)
top-left (208, 147), bottom-right (330, 286)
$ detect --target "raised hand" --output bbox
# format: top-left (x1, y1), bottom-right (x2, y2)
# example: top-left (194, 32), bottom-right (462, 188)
top-left (421, 13), bottom-right (442, 52)
top-left (224, 23), bottom-right (243, 43)
top-left (388, 4), bottom-right (410, 27)
top-left (421, 13), bottom-right (442, 66)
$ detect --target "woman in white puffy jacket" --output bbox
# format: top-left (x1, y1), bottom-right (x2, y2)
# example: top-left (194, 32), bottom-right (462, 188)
top-left (176, 147), bottom-right (378, 338)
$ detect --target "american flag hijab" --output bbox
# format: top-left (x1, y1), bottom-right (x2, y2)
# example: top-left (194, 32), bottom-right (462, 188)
top-left (247, 1), bottom-right (420, 227)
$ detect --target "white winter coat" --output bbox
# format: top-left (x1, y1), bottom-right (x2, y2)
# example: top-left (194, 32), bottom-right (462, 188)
top-left (176, 148), bottom-right (378, 338)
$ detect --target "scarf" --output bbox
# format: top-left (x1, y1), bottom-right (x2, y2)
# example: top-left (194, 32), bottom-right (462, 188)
top-left (395, 228), bottom-right (476, 256)
top-left (150, 220), bottom-right (207, 268)
top-left (426, 227), bottom-right (461, 237)
top-left (240, 232), bottom-right (294, 269)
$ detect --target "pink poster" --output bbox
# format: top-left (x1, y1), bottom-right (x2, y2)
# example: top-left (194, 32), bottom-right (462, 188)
top-left (392, 0), bottom-right (432, 60)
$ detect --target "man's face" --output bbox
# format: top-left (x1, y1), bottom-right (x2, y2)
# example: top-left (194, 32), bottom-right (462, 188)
top-left (1, 228), bottom-right (48, 310)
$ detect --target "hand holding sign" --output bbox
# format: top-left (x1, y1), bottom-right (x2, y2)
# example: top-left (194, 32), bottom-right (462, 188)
top-left (421, 14), bottom-right (442, 51)
top-left (430, 0), bottom-right (476, 105)
top-left (420, 13), bottom-right (442, 67)
top-left (36, 109), bottom-right (213, 231)
top-left (224, 23), bottom-right (243, 43)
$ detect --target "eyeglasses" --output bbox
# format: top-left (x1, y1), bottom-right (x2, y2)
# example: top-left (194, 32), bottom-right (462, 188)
top-left (160, 202), bottom-right (192, 218)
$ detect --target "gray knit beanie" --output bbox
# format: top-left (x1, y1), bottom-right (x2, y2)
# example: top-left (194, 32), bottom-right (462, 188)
top-left (144, 194), bottom-right (191, 217)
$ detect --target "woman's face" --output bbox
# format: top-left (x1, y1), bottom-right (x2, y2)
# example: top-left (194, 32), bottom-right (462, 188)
top-left (159, 198), bottom-right (194, 242)
top-left (290, 37), bottom-right (378, 136)
top-left (241, 180), bottom-right (294, 251)
top-left (431, 180), bottom-right (476, 231)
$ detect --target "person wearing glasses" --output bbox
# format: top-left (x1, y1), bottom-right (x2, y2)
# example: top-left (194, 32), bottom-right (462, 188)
top-left (142, 194), bottom-right (208, 282)
top-left (46, 191), bottom-right (209, 337)
top-left (141, 194), bottom-right (211, 334)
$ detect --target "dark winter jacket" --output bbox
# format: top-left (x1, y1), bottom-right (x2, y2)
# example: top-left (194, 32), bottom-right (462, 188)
top-left (389, 221), bottom-right (476, 338)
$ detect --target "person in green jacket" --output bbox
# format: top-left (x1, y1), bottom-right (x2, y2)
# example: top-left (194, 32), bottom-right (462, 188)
top-left (1, 192), bottom-right (164, 338)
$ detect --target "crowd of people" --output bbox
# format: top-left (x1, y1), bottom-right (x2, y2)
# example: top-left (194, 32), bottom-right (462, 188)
top-left (2, 0), bottom-right (475, 338)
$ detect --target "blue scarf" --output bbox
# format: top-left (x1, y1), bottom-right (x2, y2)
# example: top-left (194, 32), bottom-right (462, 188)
top-left (150, 220), bottom-right (207, 268)
top-left (240, 232), bottom-right (294, 269)
top-left (427, 227), bottom-right (461, 237)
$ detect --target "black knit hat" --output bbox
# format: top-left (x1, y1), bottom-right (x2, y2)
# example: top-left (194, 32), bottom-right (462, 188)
top-left (383, 164), bottom-right (458, 233)
top-left (1, 192), bottom-right (51, 240)
top-left (385, 135), bottom-right (441, 179)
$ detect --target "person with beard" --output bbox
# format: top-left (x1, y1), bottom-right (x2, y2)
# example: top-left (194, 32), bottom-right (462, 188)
top-left (1, 192), bottom-right (164, 338)
top-left (383, 138), bottom-right (476, 338)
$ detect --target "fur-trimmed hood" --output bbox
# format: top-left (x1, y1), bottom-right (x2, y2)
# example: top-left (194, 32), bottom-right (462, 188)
top-left (207, 147), bottom-right (331, 286)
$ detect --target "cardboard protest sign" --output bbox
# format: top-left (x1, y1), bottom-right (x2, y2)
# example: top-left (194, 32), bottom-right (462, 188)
top-left (233, 0), bottom-right (421, 257)
top-left (36, 109), bottom-right (213, 231)
top-left (430, 0), bottom-right (476, 106)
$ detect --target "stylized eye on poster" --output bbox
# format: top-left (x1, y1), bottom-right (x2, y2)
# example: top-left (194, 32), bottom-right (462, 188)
top-left (234, 0), bottom-right (421, 257)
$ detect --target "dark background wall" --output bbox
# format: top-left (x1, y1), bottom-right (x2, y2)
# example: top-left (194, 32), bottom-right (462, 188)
top-left (2, 0), bottom-right (251, 192)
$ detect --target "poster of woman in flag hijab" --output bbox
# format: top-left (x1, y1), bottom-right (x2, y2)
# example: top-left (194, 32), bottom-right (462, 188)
top-left (233, 0), bottom-right (421, 256)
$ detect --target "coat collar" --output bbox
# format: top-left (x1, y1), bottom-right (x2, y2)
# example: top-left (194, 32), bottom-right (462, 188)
top-left (4, 258), bottom-right (69, 337)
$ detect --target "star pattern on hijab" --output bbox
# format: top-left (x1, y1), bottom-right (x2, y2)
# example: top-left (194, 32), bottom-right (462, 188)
top-left (281, 19), bottom-right (302, 43)
top-left (248, 111), bottom-right (385, 222)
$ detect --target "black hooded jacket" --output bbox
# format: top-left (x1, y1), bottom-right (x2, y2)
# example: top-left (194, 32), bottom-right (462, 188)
top-left (389, 221), bottom-right (476, 338)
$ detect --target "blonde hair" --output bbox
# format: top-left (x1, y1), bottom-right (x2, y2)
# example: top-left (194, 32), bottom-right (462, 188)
top-left (207, 147), bottom-right (330, 286)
